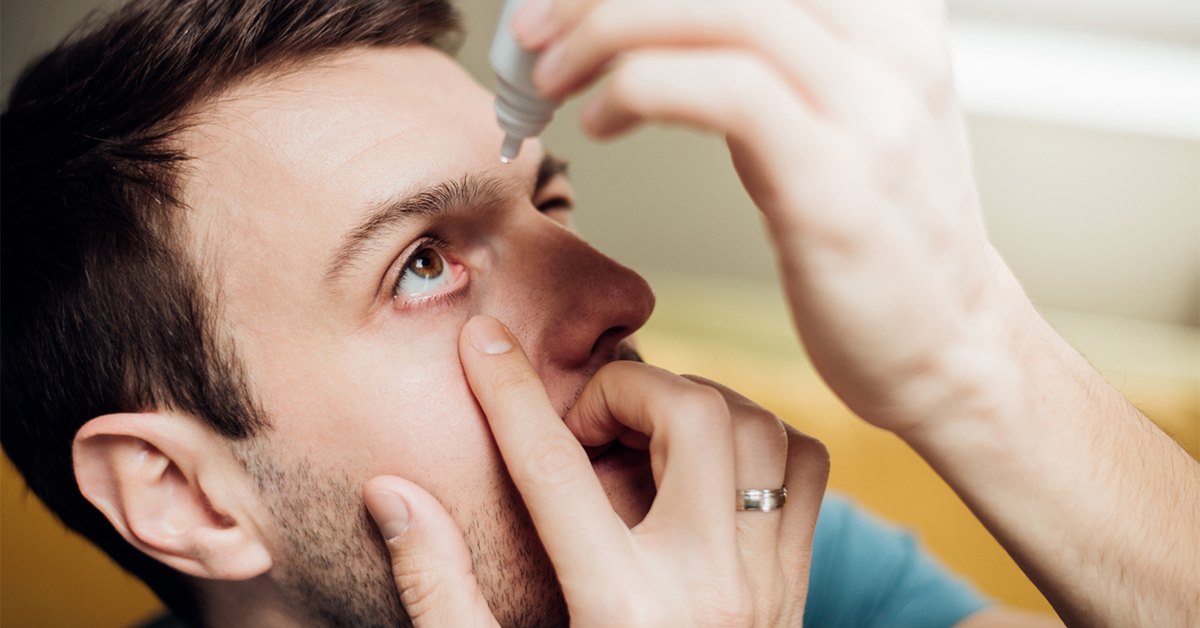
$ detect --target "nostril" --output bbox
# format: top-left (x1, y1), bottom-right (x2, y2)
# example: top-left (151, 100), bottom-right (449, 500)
top-left (590, 325), bottom-right (634, 362)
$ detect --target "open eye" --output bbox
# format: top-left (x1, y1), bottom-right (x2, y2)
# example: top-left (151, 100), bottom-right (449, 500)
top-left (394, 247), bottom-right (456, 297)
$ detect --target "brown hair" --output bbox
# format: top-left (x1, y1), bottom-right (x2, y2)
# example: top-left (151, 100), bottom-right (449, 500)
top-left (1, 0), bottom-right (459, 623)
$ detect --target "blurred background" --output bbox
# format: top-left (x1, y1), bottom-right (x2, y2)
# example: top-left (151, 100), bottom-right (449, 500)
top-left (3, 0), bottom-right (1197, 625)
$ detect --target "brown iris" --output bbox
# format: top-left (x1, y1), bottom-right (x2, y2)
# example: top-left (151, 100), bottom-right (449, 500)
top-left (408, 248), bottom-right (443, 279)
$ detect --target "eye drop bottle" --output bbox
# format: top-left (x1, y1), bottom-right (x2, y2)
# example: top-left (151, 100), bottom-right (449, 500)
top-left (491, 0), bottom-right (561, 162)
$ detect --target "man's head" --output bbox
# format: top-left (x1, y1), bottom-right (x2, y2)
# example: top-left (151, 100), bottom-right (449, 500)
top-left (2, 1), bottom-right (656, 626)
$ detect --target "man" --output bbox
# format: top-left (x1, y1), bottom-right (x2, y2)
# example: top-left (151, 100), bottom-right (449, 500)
top-left (0, 2), bottom-right (977, 625)
top-left (3, 1), bottom-right (1195, 628)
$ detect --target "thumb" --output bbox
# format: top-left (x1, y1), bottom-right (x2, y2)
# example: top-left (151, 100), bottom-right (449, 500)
top-left (363, 476), bottom-right (500, 628)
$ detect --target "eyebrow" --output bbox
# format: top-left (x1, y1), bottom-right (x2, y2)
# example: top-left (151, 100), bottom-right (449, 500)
top-left (325, 153), bottom-right (569, 283)
top-left (536, 153), bottom-right (569, 192)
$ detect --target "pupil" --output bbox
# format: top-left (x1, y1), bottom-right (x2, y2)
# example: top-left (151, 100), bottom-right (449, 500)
top-left (411, 249), bottom-right (443, 279)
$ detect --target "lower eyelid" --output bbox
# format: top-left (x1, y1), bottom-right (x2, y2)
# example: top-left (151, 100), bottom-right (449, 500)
top-left (393, 258), bottom-right (467, 306)
top-left (392, 277), bottom-right (469, 313)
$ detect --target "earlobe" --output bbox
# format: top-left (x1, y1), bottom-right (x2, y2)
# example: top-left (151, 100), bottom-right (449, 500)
top-left (74, 413), bottom-right (272, 581)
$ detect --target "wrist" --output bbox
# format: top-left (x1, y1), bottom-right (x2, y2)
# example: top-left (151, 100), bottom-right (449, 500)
top-left (888, 257), bottom-right (1045, 450)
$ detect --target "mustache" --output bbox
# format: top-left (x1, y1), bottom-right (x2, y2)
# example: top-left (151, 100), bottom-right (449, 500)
top-left (614, 341), bottom-right (644, 364)
top-left (558, 340), bottom-right (644, 420)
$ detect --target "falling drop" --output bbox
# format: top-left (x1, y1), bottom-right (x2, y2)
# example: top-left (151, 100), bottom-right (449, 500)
top-left (500, 134), bottom-right (522, 163)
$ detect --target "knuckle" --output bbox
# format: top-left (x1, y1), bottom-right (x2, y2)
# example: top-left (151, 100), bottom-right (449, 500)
top-left (487, 358), bottom-right (539, 393)
top-left (732, 405), bottom-right (785, 437)
top-left (608, 55), bottom-right (657, 110)
top-left (714, 54), bottom-right (790, 132)
top-left (664, 383), bottom-right (731, 437)
top-left (791, 429), bottom-right (830, 461)
top-left (582, 0), bottom-right (624, 45)
top-left (690, 384), bottom-right (732, 419)
top-left (520, 432), bottom-right (589, 487)
top-left (788, 429), bottom-right (832, 478)
top-left (801, 435), bottom-right (832, 473)
top-left (733, 409), bottom-right (788, 457)
top-left (655, 378), bottom-right (724, 416)
top-left (719, 54), bottom-right (776, 102)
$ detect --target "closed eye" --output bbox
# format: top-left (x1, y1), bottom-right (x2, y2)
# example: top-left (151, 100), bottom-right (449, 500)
top-left (537, 197), bottom-right (572, 212)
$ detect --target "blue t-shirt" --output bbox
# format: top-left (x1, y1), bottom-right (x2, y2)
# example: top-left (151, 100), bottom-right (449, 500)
top-left (804, 493), bottom-right (990, 628)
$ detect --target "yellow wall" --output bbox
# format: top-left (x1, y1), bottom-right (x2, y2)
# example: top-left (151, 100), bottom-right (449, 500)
top-left (2, 2), bottom-right (1195, 626)
top-left (5, 276), bottom-right (1195, 627)
top-left (1, 457), bottom-right (163, 627)
top-left (636, 275), bottom-right (1198, 614)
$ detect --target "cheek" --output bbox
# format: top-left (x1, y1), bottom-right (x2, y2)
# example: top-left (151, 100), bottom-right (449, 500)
top-left (333, 321), bottom-right (503, 493)
top-left (543, 208), bottom-right (575, 231)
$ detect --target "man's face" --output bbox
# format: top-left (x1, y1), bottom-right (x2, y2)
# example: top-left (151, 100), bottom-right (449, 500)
top-left (179, 46), bottom-right (657, 627)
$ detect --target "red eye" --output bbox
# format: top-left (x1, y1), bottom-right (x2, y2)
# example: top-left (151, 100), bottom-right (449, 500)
top-left (395, 247), bottom-right (456, 297)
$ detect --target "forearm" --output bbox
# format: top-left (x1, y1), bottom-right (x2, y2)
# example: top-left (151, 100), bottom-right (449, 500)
top-left (899, 270), bottom-right (1200, 628)
top-left (509, 0), bottom-right (1200, 620)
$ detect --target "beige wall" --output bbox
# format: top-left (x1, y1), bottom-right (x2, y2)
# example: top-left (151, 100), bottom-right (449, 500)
top-left (452, 0), bottom-right (1200, 326)
top-left (6, 0), bottom-right (1196, 326)
top-left (1, 1), bottom-right (1195, 626)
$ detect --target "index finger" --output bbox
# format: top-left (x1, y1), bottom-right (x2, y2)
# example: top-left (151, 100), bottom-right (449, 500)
top-left (458, 315), bottom-right (632, 582)
top-left (511, 0), bottom-right (601, 51)
top-left (565, 361), bottom-right (737, 538)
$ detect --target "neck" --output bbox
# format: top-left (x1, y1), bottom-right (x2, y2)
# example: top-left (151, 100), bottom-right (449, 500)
top-left (199, 575), bottom-right (305, 628)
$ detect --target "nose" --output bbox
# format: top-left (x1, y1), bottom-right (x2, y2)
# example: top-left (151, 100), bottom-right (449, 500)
top-left (486, 210), bottom-right (655, 398)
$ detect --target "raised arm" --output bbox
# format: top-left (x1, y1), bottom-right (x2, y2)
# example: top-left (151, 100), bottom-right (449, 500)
top-left (509, 0), bottom-right (1200, 624)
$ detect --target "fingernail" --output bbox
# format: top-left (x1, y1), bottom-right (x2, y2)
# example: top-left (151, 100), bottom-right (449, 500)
top-left (467, 316), bottom-right (514, 355)
top-left (534, 41), bottom-right (565, 93)
top-left (512, 0), bottom-right (552, 45)
top-left (365, 489), bottom-right (410, 541)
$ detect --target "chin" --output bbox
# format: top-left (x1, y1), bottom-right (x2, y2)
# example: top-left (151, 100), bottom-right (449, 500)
top-left (589, 442), bottom-right (655, 527)
top-left (471, 443), bottom-right (655, 628)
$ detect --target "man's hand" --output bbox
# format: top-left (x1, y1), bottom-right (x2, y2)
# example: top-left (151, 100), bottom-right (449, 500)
top-left (512, 0), bottom-right (1000, 436)
top-left (507, 1), bottom-right (1200, 626)
top-left (364, 315), bottom-right (829, 627)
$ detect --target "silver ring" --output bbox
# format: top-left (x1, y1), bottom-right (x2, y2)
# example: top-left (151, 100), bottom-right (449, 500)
top-left (736, 487), bottom-right (787, 512)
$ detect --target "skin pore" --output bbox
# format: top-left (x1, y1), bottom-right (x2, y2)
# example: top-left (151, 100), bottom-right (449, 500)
top-left (177, 45), bottom-right (656, 627)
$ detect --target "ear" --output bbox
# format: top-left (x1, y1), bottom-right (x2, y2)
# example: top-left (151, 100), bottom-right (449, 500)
top-left (73, 412), bottom-right (272, 580)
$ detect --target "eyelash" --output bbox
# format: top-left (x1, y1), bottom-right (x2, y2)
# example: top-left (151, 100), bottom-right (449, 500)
top-left (386, 194), bottom-right (569, 310)
top-left (537, 197), bottom-right (572, 212)
top-left (390, 235), bottom-right (467, 310)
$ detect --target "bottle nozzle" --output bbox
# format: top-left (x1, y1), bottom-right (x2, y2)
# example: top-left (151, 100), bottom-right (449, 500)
top-left (492, 0), bottom-right (558, 163)
top-left (500, 134), bottom-right (523, 163)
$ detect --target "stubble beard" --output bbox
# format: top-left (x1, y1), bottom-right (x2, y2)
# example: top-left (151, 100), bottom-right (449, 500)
top-left (234, 347), bottom-right (650, 627)
top-left (237, 446), bottom-right (568, 628)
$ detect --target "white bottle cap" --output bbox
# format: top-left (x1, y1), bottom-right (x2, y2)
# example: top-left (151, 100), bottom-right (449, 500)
top-left (490, 0), bottom-right (561, 162)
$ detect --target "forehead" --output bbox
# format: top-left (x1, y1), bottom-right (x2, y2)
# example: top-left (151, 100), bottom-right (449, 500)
top-left (186, 45), bottom-right (496, 181)
top-left (178, 45), bottom-right (504, 269)
top-left (174, 46), bottom-right (518, 375)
